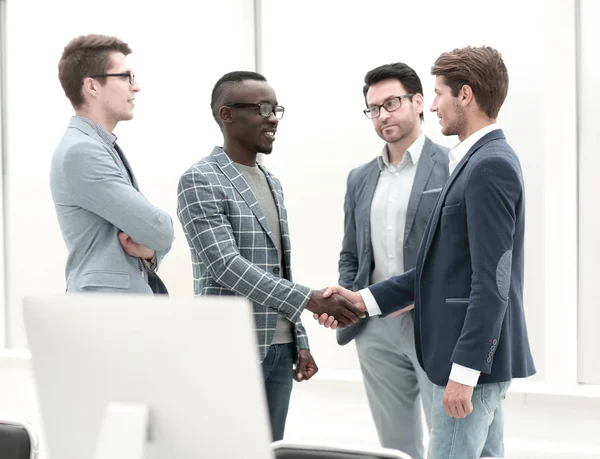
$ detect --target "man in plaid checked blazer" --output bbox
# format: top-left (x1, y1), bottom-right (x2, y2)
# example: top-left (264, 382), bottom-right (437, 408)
top-left (176, 71), bottom-right (361, 441)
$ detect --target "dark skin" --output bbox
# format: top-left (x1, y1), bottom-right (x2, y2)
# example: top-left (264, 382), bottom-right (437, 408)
top-left (295, 349), bottom-right (318, 381)
top-left (219, 80), bottom-right (363, 328)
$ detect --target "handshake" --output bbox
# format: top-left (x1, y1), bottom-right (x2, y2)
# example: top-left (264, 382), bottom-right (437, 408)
top-left (305, 286), bottom-right (367, 329)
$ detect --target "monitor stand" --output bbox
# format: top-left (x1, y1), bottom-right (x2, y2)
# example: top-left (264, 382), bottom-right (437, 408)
top-left (94, 402), bottom-right (149, 459)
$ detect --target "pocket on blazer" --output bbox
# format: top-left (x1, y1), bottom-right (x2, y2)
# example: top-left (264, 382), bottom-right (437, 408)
top-left (445, 297), bottom-right (470, 304)
top-left (80, 270), bottom-right (131, 289)
top-left (442, 203), bottom-right (462, 215)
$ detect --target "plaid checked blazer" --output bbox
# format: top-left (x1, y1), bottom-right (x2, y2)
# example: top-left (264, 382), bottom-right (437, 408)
top-left (176, 147), bottom-right (312, 361)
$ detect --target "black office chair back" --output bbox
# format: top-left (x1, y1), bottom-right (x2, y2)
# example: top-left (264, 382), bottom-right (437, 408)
top-left (0, 421), bottom-right (37, 459)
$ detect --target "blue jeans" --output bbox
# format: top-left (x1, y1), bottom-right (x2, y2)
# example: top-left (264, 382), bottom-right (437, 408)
top-left (261, 343), bottom-right (295, 441)
top-left (428, 381), bottom-right (510, 459)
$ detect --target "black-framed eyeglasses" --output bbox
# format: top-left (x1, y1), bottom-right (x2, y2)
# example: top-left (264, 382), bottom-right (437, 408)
top-left (224, 102), bottom-right (285, 120)
top-left (363, 94), bottom-right (415, 119)
top-left (90, 71), bottom-right (136, 85)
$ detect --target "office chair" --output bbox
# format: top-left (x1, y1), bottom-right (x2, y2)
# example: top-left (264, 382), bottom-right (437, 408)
top-left (0, 420), bottom-right (38, 459)
top-left (272, 441), bottom-right (413, 459)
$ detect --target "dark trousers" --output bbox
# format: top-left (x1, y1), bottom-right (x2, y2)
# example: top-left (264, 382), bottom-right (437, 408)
top-left (261, 342), bottom-right (295, 441)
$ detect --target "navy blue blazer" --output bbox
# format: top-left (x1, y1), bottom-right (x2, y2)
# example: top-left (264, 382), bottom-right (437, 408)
top-left (369, 129), bottom-right (536, 386)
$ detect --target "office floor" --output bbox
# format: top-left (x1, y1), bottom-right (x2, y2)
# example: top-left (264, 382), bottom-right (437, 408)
top-left (285, 377), bottom-right (600, 459)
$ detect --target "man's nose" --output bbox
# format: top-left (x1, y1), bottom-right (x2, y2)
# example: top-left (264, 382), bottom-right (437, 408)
top-left (379, 108), bottom-right (391, 121)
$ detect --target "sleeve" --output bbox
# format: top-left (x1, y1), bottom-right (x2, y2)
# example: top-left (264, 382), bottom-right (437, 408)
top-left (63, 141), bottom-right (174, 253)
top-left (449, 363), bottom-right (480, 387)
top-left (368, 268), bottom-right (416, 316)
top-left (176, 168), bottom-right (312, 323)
top-left (294, 319), bottom-right (310, 350)
top-left (451, 155), bottom-right (522, 373)
top-left (338, 170), bottom-right (359, 290)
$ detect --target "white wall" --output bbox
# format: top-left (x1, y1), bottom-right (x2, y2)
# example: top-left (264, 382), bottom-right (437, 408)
top-left (5, 0), bottom-right (256, 346)
top-left (259, 0), bottom-right (553, 379)
top-left (578, 0), bottom-right (600, 385)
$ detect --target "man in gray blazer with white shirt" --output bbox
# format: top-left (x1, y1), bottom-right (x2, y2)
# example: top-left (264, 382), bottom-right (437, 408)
top-left (337, 63), bottom-right (448, 459)
top-left (50, 34), bottom-right (173, 293)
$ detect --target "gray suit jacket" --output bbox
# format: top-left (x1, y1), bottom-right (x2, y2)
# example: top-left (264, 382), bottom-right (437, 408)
top-left (50, 117), bottom-right (174, 293)
top-left (337, 136), bottom-right (449, 345)
top-left (176, 147), bottom-right (311, 362)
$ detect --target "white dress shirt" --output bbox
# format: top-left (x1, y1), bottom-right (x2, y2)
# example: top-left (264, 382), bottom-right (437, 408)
top-left (361, 124), bottom-right (501, 387)
top-left (370, 133), bottom-right (425, 284)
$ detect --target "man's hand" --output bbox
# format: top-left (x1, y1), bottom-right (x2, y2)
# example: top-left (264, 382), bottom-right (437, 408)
top-left (443, 380), bottom-right (474, 418)
top-left (118, 232), bottom-right (155, 260)
top-left (311, 285), bottom-right (366, 326)
top-left (305, 289), bottom-right (363, 328)
top-left (294, 350), bottom-right (318, 382)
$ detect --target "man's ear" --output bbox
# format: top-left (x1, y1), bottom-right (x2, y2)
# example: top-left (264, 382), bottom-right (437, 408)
top-left (82, 77), bottom-right (99, 101)
top-left (219, 106), bottom-right (233, 124)
top-left (412, 93), bottom-right (425, 117)
top-left (459, 84), bottom-right (474, 107)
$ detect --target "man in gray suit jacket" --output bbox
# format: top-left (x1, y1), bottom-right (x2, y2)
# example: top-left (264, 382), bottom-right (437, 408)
top-left (337, 63), bottom-right (448, 459)
top-left (176, 71), bottom-right (359, 442)
top-left (50, 34), bottom-right (173, 293)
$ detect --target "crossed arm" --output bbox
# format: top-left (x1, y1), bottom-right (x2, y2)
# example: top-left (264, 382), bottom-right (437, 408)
top-left (63, 141), bottom-right (174, 263)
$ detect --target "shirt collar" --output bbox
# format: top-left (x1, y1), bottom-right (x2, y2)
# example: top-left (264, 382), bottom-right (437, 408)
top-left (449, 123), bottom-right (499, 166)
top-left (73, 116), bottom-right (118, 147)
top-left (378, 132), bottom-right (425, 171)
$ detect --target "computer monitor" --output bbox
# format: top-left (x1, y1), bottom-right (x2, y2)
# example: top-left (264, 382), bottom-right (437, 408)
top-left (23, 294), bottom-right (274, 459)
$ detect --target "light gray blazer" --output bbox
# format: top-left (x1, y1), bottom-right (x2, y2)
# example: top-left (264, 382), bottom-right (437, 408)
top-left (337, 136), bottom-right (449, 344)
top-left (50, 117), bottom-right (174, 293)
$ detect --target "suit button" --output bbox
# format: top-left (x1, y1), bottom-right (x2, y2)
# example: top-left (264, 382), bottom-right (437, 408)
top-left (492, 339), bottom-right (498, 345)
top-left (491, 345), bottom-right (496, 351)
top-left (273, 267), bottom-right (280, 275)
top-left (486, 357), bottom-right (492, 363)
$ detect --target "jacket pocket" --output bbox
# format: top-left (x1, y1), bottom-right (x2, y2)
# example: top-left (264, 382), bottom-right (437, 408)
top-left (446, 297), bottom-right (469, 304)
top-left (80, 271), bottom-right (131, 289)
top-left (442, 203), bottom-right (462, 215)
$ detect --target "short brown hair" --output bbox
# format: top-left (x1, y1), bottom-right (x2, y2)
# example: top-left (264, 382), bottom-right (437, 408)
top-left (431, 46), bottom-right (508, 119)
top-left (58, 34), bottom-right (132, 108)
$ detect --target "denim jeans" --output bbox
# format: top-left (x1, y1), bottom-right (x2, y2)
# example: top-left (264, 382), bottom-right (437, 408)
top-left (428, 381), bottom-right (511, 459)
top-left (261, 342), bottom-right (295, 441)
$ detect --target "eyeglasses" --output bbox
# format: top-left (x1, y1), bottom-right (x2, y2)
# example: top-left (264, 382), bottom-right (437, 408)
top-left (90, 71), bottom-right (136, 86)
top-left (363, 94), bottom-right (415, 119)
top-left (224, 102), bottom-right (285, 120)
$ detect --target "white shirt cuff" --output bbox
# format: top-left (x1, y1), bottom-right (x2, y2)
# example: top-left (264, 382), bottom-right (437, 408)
top-left (449, 363), bottom-right (480, 387)
top-left (359, 288), bottom-right (382, 316)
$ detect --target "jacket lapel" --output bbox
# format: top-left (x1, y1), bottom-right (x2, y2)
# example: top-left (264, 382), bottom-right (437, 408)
top-left (404, 137), bottom-right (435, 244)
top-left (260, 165), bottom-right (293, 276)
top-left (212, 147), bottom-right (275, 244)
top-left (363, 157), bottom-right (381, 258)
top-left (113, 143), bottom-right (140, 190)
top-left (260, 164), bottom-right (287, 235)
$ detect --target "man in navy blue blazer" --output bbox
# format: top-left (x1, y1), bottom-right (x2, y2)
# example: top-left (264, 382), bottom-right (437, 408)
top-left (319, 46), bottom-right (536, 458)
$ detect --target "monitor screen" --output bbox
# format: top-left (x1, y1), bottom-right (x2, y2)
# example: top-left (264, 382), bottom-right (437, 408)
top-left (23, 294), bottom-right (274, 459)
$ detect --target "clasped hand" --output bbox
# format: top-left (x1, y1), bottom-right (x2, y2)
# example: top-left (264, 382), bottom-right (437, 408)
top-left (306, 286), bottom-right (367, 330)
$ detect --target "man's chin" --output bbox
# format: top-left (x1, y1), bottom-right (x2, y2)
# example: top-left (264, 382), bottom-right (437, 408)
top-left (258, 144), bottom-right (274, 154)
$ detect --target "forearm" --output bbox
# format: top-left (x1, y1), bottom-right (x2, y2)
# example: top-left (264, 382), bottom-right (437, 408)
top-left (205, 251), bottom-right (312, 323)
top-left (368, 268), bottom-right (416, 316)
